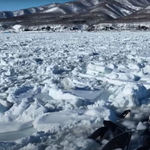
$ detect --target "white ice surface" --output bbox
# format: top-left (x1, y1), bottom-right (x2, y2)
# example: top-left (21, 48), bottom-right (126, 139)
top-left (0, 31), bottom-right (150, 149)
top-left (33, 104), bottom-right (116, 132)
top-left (0, 121), bottom-right (33, 133)
top-left (109, 83), bottom-right (148, 108)
top-left (136, 121), bottom-right (147, 131)
top-left (12, 25), bottom-right (22, 32)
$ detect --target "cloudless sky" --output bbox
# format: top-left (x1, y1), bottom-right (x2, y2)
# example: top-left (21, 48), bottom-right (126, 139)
top-left (0, 0), bottom-right (74, 12)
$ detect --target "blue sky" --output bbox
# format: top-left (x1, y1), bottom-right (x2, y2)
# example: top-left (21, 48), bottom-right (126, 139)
top-left (0, 0), bottom-right (73, 11)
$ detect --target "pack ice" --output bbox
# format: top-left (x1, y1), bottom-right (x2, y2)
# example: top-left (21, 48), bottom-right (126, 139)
top-left (0, 31), bottom-right (150, 149)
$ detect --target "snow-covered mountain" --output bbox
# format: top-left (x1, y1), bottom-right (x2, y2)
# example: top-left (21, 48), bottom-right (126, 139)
top-left (0, 3), bottom-right (59, 19)
top-left (0, 0), bottom-right (105, 18)
top-left (1, 0), bottom-right (150, 30)
top-left (1, 0), bottom-right (150, 19)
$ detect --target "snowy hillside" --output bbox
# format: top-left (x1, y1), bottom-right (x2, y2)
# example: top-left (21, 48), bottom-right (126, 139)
top-left (0, 31), bottom-right (150, 149)
top-left (0, 3), bottom-right (59, 19)
top-left (1, 0), bottom-right (150, 30)
top-left (1, 0), bottom-right (150, 19)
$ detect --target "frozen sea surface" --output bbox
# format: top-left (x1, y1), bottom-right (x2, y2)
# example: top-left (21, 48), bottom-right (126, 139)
top-left (0, 31), bottom-right (150, 149)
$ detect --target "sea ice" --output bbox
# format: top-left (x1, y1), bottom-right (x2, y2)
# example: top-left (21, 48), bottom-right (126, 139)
top-left (109, 83), bottom-right (148, 108)
top-left (0, 31), bottom-right (150, 150)
top-left (136, 121), bottom-right (147, 131)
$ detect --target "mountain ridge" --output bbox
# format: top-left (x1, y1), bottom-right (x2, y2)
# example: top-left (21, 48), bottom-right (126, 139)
top-left (1, 0), bottom-right (150, 31)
